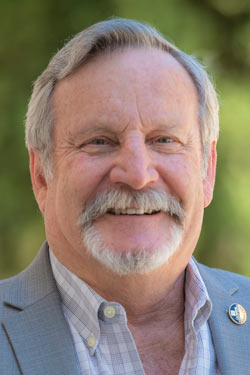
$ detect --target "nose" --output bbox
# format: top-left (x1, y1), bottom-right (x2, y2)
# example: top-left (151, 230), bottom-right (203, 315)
top-left (109, 135), bottom-right (159, 190)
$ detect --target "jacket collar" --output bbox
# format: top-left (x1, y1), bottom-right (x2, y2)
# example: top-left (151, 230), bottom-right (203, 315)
top-left (2, 242), bottom-right (79, 375)
top-left (3, 242), bottom-right (57, 310)
top-left (198, 262), bottom-right (250, 374)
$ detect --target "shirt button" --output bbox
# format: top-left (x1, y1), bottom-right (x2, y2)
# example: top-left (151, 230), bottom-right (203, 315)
top-left (104, 305), bottom-right (116, 318)
top-left (87, 336), bottom-right (96, 347)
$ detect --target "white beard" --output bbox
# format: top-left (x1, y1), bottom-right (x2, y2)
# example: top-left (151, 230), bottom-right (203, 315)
top-left (78, 188), bottom-right (185, 275)
top-left (82, 222), bottom-right (183, 275)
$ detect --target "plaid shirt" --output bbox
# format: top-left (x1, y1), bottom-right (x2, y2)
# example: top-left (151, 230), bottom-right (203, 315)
top-left (50, 251), bottom-right (220, 374)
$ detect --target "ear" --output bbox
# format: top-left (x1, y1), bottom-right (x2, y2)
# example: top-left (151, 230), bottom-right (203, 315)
top-left (29, 149), bottom-right (48, 214)
top-left (203, 140), bottom-right (217, 208)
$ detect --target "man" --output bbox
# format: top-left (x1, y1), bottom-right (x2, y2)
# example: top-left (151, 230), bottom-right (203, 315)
top-left (1, 18), bottom-right (250, 375)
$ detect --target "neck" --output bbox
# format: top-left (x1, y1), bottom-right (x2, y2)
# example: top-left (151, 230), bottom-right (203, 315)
top-left (83, 255), bottom-right (186, 326)
top-left (51, 239), bottom-right (188, 324)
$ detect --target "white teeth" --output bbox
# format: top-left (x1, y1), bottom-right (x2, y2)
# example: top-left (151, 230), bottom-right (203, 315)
top-left (126, 208), bottom-right (137, 215)
top-left (109, 208), bottom-right (159, 215)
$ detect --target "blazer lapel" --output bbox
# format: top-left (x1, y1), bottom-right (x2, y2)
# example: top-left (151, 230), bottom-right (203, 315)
top-left (1, 243), bottom-right (79, 375)
top-left (198, 263), bottom-right (250, 375)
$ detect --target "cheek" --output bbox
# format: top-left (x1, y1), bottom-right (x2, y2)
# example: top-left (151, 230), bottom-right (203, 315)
top-left (59, 155), bottom-right (112, 208)
top-left (157, 154), bottom-right (203, 207)
top-left (158, 155), bottom-right (205, 252)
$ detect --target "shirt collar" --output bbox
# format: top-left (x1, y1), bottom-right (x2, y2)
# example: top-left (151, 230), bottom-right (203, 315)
top-left (50, 250), bottom-right (212, 353)
top-left (185, 257), bottom-right (212, 334)
top-left (49, 250), bottom-right (127, 355)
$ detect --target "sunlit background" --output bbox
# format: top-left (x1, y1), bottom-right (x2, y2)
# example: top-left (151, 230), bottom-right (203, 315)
top-left (1, 0), bottom-right (250, 278)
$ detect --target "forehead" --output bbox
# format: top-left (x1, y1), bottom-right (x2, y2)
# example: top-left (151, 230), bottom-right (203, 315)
top-left (53, 47), bottom-right (199, 131)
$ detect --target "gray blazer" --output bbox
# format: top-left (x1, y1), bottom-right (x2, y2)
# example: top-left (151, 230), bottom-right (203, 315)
top-left (1, 242), bottom-right (250, 374)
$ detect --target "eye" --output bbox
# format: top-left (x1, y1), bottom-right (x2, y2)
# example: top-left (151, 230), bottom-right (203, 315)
top-left (90, 138), bottom-right (109, 145)
top-left (79, 136), bottom-right (117, 155)
top-left (156, 137), bottom-right (173, 143)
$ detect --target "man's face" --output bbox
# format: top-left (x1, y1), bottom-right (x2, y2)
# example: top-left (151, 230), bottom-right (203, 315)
top-left (32, 48), bottom-right (216, 275)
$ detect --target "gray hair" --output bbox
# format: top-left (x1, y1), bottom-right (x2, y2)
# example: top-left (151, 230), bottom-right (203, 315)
top-left (25, 18), bottom-right (219, 178)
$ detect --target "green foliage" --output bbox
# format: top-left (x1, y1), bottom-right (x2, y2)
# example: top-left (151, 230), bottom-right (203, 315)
top-left (1, 0), bottom-right (250, 278)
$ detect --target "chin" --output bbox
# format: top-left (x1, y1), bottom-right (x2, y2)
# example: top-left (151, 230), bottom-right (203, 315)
top-left (81, 223), bottom-right (184, 275)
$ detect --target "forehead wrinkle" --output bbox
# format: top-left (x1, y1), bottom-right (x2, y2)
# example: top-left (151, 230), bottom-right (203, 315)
top-left (127, 72), bottom-right (198, 137)
top-left (66, 120), bottom-right (134, 142)
top-left (54, 47), bottom-right (200, 145)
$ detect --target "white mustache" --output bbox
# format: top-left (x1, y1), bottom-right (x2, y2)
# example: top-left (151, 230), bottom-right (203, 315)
top-left (78, 189), bottom-right (185, 228)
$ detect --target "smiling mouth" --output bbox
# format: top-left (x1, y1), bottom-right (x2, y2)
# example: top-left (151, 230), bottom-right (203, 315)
top-left (106, 209), bottom-right (161, 215)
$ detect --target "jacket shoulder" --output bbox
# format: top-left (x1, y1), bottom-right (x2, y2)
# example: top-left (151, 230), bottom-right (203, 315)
top-left (0, 275), bottom-right (19, 315)
top-left (0, 275), bottom-right (17, 297)
top-left (197, 262), bottom-right (250, 290)
top-left (0, 242), bottom-right (51, 318)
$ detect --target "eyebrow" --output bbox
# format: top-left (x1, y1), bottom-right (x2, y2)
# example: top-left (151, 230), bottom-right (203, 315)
top-left (67, 115), bottom-right (184, 142)
top-left (67, 124), bottom-right (118, 143)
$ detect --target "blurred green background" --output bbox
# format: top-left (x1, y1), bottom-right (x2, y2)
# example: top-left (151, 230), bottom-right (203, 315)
top-left (1, 0), bottom-right (250, 279)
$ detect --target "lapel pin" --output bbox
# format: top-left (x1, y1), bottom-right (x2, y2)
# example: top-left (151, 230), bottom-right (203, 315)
top-left (228, 303), bottom-right (247, 325)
